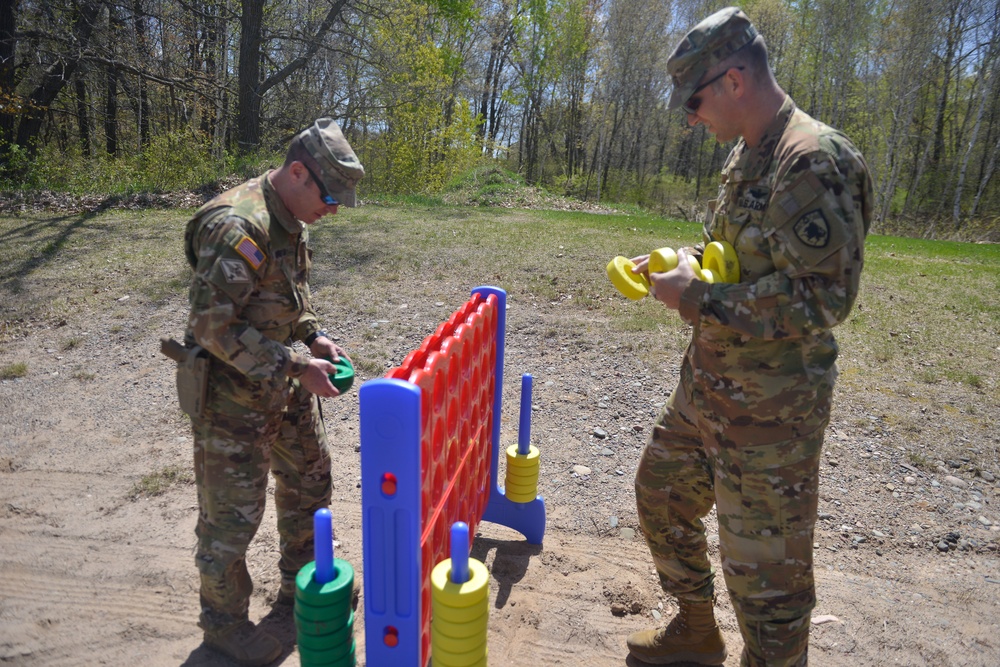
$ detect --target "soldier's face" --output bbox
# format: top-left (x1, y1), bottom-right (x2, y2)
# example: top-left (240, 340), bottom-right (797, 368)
top-left (685, 71), bottom-right (741, 143)
top-left (294, 162), bottom-right (339, 224)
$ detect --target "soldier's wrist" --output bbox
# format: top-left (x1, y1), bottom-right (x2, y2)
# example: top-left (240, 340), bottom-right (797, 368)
top-left (303, 329), bottom-right (329, 346)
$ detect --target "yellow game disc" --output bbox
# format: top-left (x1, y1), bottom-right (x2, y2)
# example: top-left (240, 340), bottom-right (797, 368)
top-left (431, 558), bottom-right (489, 608)
top-left (502, 479), bottom-right (537, 496)
top-left (648, 247), bottom-right (678, 273)
top-left (433, 603), bottom-right (488, 632)
top-left (703, 241), bottom-right (740, 282)
top-left (503, 467), bottom-right (539, 484)
top-left (606, 256), bottom-right (649, 300)
top-left (431, 625), bottom-right (486, 653)
top-left (505, 491), bottom-right (538, 504)
top-left (430, 640), bottom-right (487, 667)
top-left (432, 599), bottom-right (489, 625)
top-left (505, 444), bottom-right (540, 469)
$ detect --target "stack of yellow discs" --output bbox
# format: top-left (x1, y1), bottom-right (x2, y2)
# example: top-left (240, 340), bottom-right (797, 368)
top-left (431, 558), bottom-right (490, 667)
top-left (504, 444), bottom-right (540, 504)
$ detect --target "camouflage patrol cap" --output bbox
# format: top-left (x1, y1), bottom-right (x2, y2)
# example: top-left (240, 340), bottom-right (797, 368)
top-left (667, 7), bottom-right (758, 111)
top-left (299, 118), bottom-right (365, 207)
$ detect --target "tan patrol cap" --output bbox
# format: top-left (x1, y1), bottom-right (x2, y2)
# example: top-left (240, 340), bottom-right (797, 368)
top-left (299, 118), bottom-right (365, 207)
top-left (667, 7), bottom-right (758, 111)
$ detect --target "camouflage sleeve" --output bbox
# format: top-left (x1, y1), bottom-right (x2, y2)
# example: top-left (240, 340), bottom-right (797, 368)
top-left (292, 227), bottom-right (322, 343)
top-left (679, 141), bottom-right (871, 339)
top-left (187, 211), bottom-right (311, 379)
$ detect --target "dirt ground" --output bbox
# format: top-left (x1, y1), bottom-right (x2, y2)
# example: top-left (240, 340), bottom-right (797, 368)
top-left (1, 203), bottom-right (999, 667)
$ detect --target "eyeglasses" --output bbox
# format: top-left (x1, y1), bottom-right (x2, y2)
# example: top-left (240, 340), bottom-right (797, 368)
top-left (682, 66), bottom-right (744, 114)
top-left (303, 162), bottom-right (339, 207)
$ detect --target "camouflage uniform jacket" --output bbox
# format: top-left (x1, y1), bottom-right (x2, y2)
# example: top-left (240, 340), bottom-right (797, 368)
top-left (184, 172), bottom-right (320, 411)
top-left (677, 96), bottom-right (873, 427)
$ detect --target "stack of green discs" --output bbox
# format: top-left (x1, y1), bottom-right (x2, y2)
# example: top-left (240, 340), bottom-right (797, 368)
top-left (295, 559), bottom-right (356, 667)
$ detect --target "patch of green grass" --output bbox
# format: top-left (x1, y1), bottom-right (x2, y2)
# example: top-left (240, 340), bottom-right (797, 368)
top-left (1, 362), bottom-right (28, 379)
top-left (62, 337), bottom-right (83, 351)
top-left (128, 464), bottom-right (193, 499)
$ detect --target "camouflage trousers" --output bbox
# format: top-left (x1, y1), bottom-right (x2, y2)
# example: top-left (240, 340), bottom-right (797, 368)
top-left (191, 379), bottom-right (332, 633)
top-left (635, 358), bottom-right (829, 667)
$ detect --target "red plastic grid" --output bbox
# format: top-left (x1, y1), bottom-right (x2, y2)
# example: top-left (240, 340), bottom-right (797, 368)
top-left (383, 293), bottom-right (498, 666)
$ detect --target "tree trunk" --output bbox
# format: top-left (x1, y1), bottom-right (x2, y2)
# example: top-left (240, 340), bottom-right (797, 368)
top-left (0, 0), bottom-right (18, 149)
top-left (75, 76), bottom-right (91, 158)
top-left (106, 64), bottom-right (119, 157)
top-left (237, 0), bottom-right (264, 152)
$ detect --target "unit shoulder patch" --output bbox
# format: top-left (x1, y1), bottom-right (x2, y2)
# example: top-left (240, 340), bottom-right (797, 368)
top-left (792, 209), bottom-right (830, 248)
top-left (220, 259), bottom-right (251, 283)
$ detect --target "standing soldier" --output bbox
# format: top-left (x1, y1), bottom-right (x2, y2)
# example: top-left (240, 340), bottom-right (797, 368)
top-left (165, 119), bottom-right (364, 665)
top-left (626, 7), bottom-right (873, 666)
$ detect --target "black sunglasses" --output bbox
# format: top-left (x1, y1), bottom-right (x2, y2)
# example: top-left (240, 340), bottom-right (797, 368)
top-left (303, 162), bottom-right (339, 207)
top-left (682, 66), bottom-right (744, 114)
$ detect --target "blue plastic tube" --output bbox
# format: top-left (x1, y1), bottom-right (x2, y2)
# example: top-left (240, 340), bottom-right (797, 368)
top-left (314, 508), bottom-right (334, 584)
top-left (450, 521), bottom-right (470, 584)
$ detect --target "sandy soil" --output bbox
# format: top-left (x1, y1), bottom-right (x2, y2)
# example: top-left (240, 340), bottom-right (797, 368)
top-left (1, 210), bottom-right (999, 667)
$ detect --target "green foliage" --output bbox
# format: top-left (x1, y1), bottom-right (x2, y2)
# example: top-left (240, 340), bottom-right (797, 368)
top-left (4, 132), bottom-right (234, 195)
top-left (0, 141), bottom-right (37, 188)
top-left (442, 164), bottom-right (526, 203)
top-left (365, 0), bottom-right (483, 196)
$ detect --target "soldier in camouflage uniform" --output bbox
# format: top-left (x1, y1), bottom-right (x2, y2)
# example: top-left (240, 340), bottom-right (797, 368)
top-left (625, 8), bottom-right (873, 666)
top-left (179, 119), bottom-right (364, 665)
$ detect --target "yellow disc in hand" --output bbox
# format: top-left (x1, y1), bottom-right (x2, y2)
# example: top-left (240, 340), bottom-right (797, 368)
top-left (648, 247), bottom-right (678, 273)
top-left (606, 256), bottom-right (649, 300)
top-left (703, 241), bottom-right (740, 283)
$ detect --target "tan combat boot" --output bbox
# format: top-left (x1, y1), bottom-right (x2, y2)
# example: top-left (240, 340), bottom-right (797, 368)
top-left (626, 599), bottom-right (727, 665)
top-left (203, 620), bottom-right (282, 666)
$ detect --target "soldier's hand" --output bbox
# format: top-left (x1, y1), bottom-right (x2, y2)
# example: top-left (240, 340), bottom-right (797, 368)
top-left (310, 336), bottom-right (348, 363)
top-left (629, 253), bottom-right (651, 276)
top-left (649, 248), bottom-right (698, 311)
top-left (300, 358), bottom-right (340, 398)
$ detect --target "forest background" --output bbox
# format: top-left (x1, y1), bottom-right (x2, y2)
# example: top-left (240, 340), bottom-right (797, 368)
top-left (1, 0), bottom-right (999, 241)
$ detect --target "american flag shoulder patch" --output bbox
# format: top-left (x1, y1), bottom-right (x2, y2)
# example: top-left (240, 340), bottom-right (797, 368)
top-left (234, 235), bottom-right (265, 270)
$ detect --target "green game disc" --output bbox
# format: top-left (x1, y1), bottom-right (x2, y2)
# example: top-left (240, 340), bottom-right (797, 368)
top-left (296, 608), bottom-right (353, 638)
top-left (296, 597), bottom-right (353, 624)
top-left (298, 638), bottom-right (355, 665)
top-left (327, 356), bottom-right (355, 393)
top-left (296, 560), bottom-right (354, 608)
top-left (297, 624), bottom-right (355, 654)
